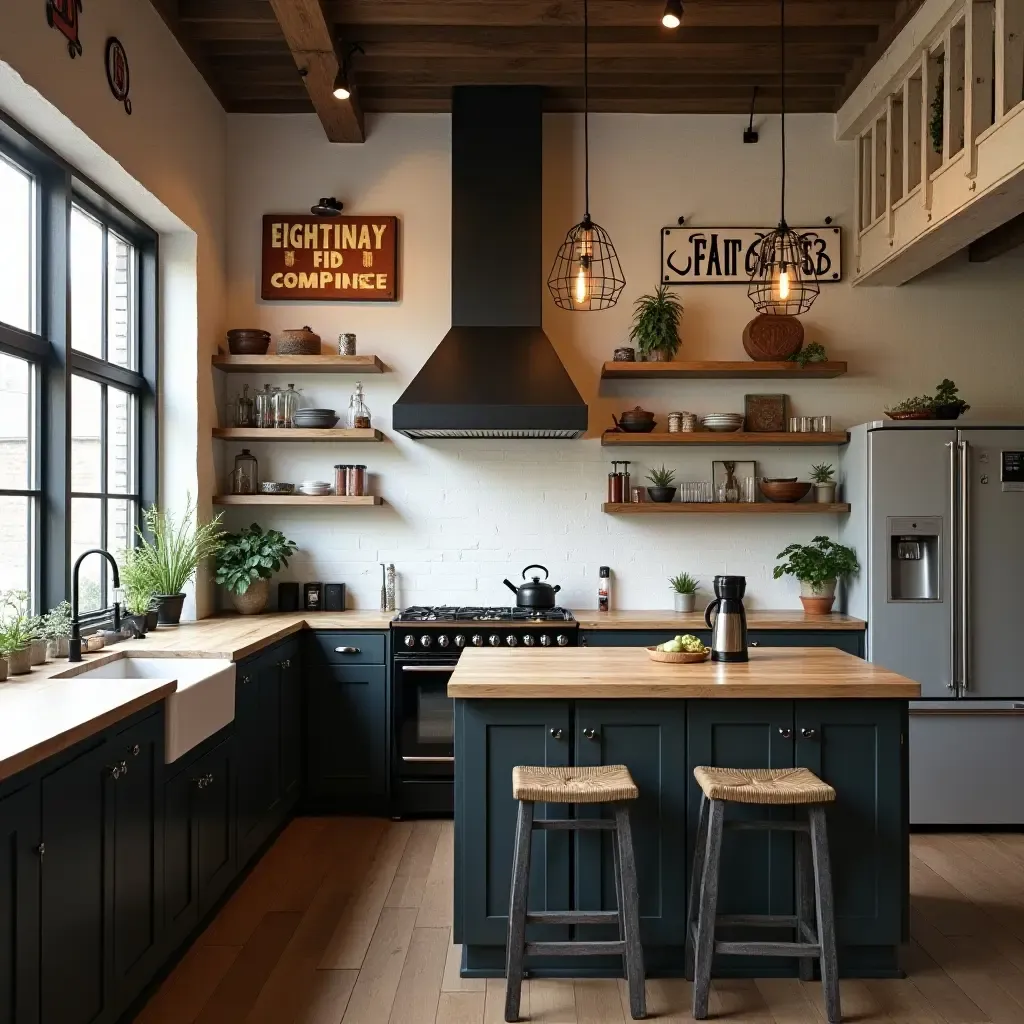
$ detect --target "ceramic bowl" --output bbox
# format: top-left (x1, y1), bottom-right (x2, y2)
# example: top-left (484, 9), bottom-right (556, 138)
top-left (226, 329), bottom-right (271, 355)
top-left (758, 479), bottom-right (812, 502)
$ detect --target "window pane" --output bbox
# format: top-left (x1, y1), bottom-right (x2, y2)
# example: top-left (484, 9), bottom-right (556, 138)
top-left (107, 387), bottom-right (135, 494)
top-left (71, 206), bottom-right (103, 358)
top-left (71, 497), bottom-right (104, 612)
top-left (0, 496), bottom-right (31, 596)
top-left (71, 375), bottom-right (102, 493)
top-left (0, 353), bottom-right (31, 489)
top-left (0, 154), bottom-right (34, 332)
top-left (107, 498), bottom-right (135, 556)
top-left (107, 231), bottom-right (136, 370)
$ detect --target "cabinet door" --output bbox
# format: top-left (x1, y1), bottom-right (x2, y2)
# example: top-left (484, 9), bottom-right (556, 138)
top-left (458, 701), bottom-right (571, 947)
top-left (582, 630), bottom-right (708, 649)
top-left (795, 700), bottom-right (905, 946)
top-left (108, 715), bottom-right (164, 1006)
top-left (306, 665), bottom-right (387, 803)
top-left (40, 740), bottom-right (110, 1024)
top-left (0, 784), bottom-right (40, 1024)
top-left (197, 739), bottom-right (236, 915)
top-left (162, 766), bottom-right (199, 949)
top-left (235, 658), bottom-right (273, 866)
top-left (278, 647), bottom-right (303, 805)
top-left (575, 702), bottom-right (688, 946)
top-left (749, 631), bottom-right (864, 657)
top-left (686, 702), bottom-right (795, 922)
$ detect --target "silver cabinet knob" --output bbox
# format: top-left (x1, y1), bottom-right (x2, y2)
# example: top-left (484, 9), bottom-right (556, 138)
top-left (583, 727), bottom-right (598, 740)
top-left (778, 727), bottom-right (793, 739)
top-left (801, 727), bottom-right (818, 739)
top-left (471, 635), bottom-right (483, 646)
top-left (129, 743), bottom-right (140, 756)
top-left (506, 635), bottom-right (518, 647)
top-left (404, 635), bottom-right (415, 648)
top-left (437, 635), bottom-right (450, 648)
top-left (488, 635), bottom-right (501, 647)
top-left (334, 647), bottom-right (359, 654)
top-left (36, 843), bottom-right (45, 858)
top-left (454, 635), bottom-right (466, 648)
top-left (539, 635), bottom-right (551, 646)
top-left (420, 635), bottom-right (433, 648)
top-left (550, 728), bottom-right (563, 740)
top-left (522, 634), bottom-right (535, 646)
top-left (556, 634), bottom-right (568, 646)
top-left (750, 641), bottom-right (760, 647)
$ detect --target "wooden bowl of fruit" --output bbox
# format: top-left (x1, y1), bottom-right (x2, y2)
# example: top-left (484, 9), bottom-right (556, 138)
top-left (647, 635), bottom-right (710, 664)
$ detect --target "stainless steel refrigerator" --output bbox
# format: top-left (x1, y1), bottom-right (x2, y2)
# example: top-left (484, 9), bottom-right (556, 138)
top-left (841, 422), bottom-right (1024, 825)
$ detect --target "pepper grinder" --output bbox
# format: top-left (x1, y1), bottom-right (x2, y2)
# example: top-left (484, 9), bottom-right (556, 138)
top-left (379, 563), bottom-right (388, 612)
top-left (385, 563), bottom-right (396, 612)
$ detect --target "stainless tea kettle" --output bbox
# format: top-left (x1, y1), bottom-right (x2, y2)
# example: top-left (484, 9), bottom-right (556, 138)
top-left (503, 564), bottom-right (561, 610)
top-left (704, 575), bottom-right (749, 662)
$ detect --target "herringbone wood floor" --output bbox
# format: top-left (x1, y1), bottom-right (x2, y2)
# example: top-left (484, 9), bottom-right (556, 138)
top-left (134, 819), bottom-right (1024, 1023)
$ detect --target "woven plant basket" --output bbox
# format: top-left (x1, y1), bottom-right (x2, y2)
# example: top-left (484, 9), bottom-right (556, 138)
top-left (276, 327), bottom-right (321, 356)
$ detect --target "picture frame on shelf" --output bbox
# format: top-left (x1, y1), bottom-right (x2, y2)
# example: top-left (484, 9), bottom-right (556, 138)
top-left (712, 460), bottom-right (757, 503)
top-left (744, 393), bottom-right (788, 432)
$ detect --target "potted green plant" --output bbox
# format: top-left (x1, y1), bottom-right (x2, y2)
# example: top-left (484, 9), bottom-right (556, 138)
top-left (646, 465), bottom-right (678, 503)
top-left (133, 496), bottom-right (223, 625)
top-left (215, 524), bottom-right (297, 615)
top-left (773, 535), bottom-right (860, 614)
top-left (787, 341), bottom-right (828, 368)
top-left (118, 547), bottom-right (158, 636)
top-left (669, 572), bottom-right (700, 613)
top-left (42, 600), bottom-right (73, 659)
top-left (809, 462), bottom-right (836, 504)
top-left (932, 379), bottom-right (970, 420)
top-left (629, 285), bottom-right (683, 362)
top-left (884, 395), bottom-right (935, 420)
top-left (0, 590), bottom-right (40, 675)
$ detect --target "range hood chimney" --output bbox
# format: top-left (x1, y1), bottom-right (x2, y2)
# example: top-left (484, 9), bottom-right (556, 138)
top-left (392, 86), bottom-right (588, 439)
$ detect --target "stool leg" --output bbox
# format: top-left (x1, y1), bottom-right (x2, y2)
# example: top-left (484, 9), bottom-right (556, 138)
top-left (613, 803), bottom-right (647, 1020)
top-left (504, 800), bottom-right (534, 1024)
top-left (611, 820), bottom-right (626, 943)
top-left (795, 828), bottom-right (815, 982)
top-left (685, 792), bottom-right (710, 980)
top-left (692, 798), bottom-right (725, 1021)
top-left (808, 806), bottom-right (841, 1024)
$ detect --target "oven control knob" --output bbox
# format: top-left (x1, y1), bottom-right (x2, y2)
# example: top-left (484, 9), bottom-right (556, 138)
top-left (471, 635), bottom-right (483, 647)
top-left (522, 634), bottom-right (535, 646)
top-left (556, 634), bottom-right (569, 646)
top-left (437, 635), bottom-right (449, 648)
top-left (454, 635), bottom-right (465, 648)
top-left (404, 635), bottom-right (416, 648)
top-left (540, 635), bottom-right (552, 646)
top-left (489, 634), bottom-right (501, 647)
top-left (506, 635), bottom-right (518, 647)
top-left (420, 635), bottom-right (433, 648)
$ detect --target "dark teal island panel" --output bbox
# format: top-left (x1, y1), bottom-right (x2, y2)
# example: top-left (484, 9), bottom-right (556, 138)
top-left (582, 629), bottom-right (865, 657)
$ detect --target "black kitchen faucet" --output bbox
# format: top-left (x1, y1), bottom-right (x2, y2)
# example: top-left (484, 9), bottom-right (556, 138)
top-left (68, 548), bottom-right (122, 662)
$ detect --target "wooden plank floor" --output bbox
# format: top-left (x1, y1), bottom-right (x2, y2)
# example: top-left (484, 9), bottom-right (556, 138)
top-left (135, 820), bottom-right (1024, 1024)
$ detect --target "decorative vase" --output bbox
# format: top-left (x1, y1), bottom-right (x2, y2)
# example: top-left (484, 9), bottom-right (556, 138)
top-left (673, 592), bottom-right (696, 613)
top-left (145, 608), bottom-right (160, 632)
top-left (0, 657), bottom-right (6, 682)
top-left (154, 593), bottom-right (187, 626)
top-left (46, 637), bottom-right (70, 659)
top-left (814, 482), bottom-right (837, 504)
top-left (643, 349), bottom-right (671, 362)
top-left (29, 639), bottom-right (47, 665)
top-left (230, 578), bottom-right (270, 616)
top-left (647, 486), bottom-right (677, 503)
top-left (742, 314), bottom-right (804, 361)
top-left (6, 647), bottom-right (32, 675)
top-left (799, 578), bottom-right (837, 615)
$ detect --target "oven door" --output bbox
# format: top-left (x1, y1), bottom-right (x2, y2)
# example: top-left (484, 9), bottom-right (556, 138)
top-left (394, 660), bottom-right (456, 777)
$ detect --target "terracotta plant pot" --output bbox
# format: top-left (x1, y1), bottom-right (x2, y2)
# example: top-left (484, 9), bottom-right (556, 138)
top-left (230, 577), bottom-right (270, 616)
top-left (154, 593), bottom-right (187, 626)
top-left (29, 639), bottom-right (47, 665)
top-left (673, 592), bottom-right (696, 612)
top-left (6, 647), bottom-right (32, 675)
top-left (799, 578), bottom-right (837, 615)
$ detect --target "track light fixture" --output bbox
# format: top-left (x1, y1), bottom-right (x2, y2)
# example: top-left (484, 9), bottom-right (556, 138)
top-left (662, 0), bottom-right (683, 28)
top-left (310, 197), bottom-right (344, 216)
top-left (332, 42), bottom-right (364, 101)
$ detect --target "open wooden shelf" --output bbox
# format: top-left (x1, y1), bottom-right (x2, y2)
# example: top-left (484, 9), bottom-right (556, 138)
top-left (600, 360), bottom-right (847, 380)
top-left (212, 427), bottom-right (383, 442)
top-left (602, 431), bottom-right (848, 446)
top-left (603, 502), bottom-right (851, 515)
top-left (212, 354), bottom-right (385, 374)
top-left (212, 495), bottom-right (383, 506)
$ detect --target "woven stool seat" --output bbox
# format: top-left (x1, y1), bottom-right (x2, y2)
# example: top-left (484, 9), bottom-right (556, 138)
top-left (693, 766), bottom-right (835, 806)
top-left (512, 764), bottom-right (638, 804)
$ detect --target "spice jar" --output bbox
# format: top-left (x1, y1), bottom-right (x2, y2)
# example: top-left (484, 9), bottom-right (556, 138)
top-left (334, 464), bottom-right (348, 496)
top-left (232, 449), bottom-right (258, 494)
top-left (681, 412), bottom-right (698, 432)
top-left (339, 333), bottom-right (357, 356)
top-left (348, 381), bottom-right (371, 429)
top-left (668, 412), bottom-right (683, 433)
top-left (347, 464), bottom-right (366, 497)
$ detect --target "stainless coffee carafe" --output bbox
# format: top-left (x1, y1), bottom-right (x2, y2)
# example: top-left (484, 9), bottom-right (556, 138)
top-left (704, 575), bottom-right (749, 662)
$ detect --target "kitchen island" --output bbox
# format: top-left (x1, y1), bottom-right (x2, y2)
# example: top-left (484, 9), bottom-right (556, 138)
top-left (450, 646), bottom-right (920, 980)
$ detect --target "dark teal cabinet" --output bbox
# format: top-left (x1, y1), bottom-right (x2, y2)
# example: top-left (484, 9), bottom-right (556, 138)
top-left (0, 784), bottom-right (40, 1024)
top-left (279, 652), bottom-right (303, 803)
top-left (574, 702), bottom-right (688, 946)
top-left (456, 701), bottom-right (571, 948)
top-left (582, 629), bottom-right (864, 657)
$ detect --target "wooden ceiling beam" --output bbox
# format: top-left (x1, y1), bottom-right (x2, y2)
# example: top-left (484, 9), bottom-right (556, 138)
top-left (146, 0), bottom-right (233, 106)
top-left (267, 0), bottom-right (365, 141)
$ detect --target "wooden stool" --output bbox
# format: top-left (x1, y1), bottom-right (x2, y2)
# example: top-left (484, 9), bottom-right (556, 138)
top-left (687, 766), bottom-right (841, 1023)
top-left (504, 764), bottom-right (646, 1022)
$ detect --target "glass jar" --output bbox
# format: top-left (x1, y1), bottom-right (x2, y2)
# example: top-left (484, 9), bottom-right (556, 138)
top-left (255, 384), bottom-right (276, 429)
top-left (234, 384), bottom-right (254, 427)
top-left (347, 381), bottom-right (371, 429)
top-left (348, 464), bottom-right (367, 496)
top-left (272, 383), bottom-right (301, 428)
top-left (334, 464), bottom-right (348, 496)
top-left (232, 449), bottom-right (258, 494)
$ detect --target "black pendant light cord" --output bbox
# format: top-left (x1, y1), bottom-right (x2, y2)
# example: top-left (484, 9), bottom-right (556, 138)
top-left (584, 0), bottom-right (590, 218)
top-left (779, 0), bottom-right (786, 227)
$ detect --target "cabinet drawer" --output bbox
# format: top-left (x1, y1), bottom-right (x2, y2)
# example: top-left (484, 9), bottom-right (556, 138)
top-left (309, 632), bottom-right (386, 665)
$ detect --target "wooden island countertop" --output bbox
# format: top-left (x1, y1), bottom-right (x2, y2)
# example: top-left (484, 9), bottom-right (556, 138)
top-left (447, 646), bottom-right (920, 699)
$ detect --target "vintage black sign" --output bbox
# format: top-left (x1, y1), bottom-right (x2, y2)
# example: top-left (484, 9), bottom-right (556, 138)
top-left (661, 226), bottom-right (842, 285)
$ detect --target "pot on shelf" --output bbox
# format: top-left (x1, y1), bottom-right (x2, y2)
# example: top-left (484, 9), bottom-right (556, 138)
top-left (814, 482), bottom-right (838, 504)
top-left (6, 647), bottom-right (32, 675)
top-left (153, 593), bottom-right (187, 626)
top-left (124, 614), bottom-right (148, 638)
top-left (230, 578), bottom-right (271, 616)
top-left (673, 592), bottom-right (696, 612)
top-left (46, 636), bottom-right (70, 659)
top-left (276, 326), bottom-right (321, 356)
top-left (647, 486), bottom-right (677, 503)
top-left (799, 578), bottom-right (837, 615)
top-left (612, 407), bottom-right (656, 433)
top-left (145, 608), bottom-right (160, 632)
top-left (503, 565), bottom-right (562, 610)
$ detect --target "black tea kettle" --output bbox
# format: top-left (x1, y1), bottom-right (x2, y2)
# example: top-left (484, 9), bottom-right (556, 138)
top-left (504, 564), bottom-right (561, 610)
top-left (704, 575), bottom-right (749, 662)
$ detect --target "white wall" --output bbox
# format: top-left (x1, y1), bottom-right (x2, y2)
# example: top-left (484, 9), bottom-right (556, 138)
top-left (0, 0), bottom-right (227, 615)
top-left (223, 111), bottom-right (1024, 612)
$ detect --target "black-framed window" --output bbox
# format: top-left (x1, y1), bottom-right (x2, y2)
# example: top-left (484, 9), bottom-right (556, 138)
top-left (0, 115), bottom-right (158, 620)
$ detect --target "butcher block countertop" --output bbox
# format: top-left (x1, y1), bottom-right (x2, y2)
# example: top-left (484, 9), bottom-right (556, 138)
top-left (447, 646), bottom-right (920, 699)
top-left (572, 610), bottom-right (866, 630)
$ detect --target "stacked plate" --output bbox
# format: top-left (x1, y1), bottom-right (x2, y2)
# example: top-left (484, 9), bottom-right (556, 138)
top-left (293, 408), bottom-right (338, 429)
top-left (701, 412), bottom-right (745, 433)
top-left (260, 482), bottom-right (294, 494)
top-left (297, 480), bottom-right (332, 496)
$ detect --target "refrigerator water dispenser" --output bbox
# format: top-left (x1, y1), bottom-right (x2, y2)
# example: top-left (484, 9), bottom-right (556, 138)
top-left (888, 517), bottom-right (941, 601)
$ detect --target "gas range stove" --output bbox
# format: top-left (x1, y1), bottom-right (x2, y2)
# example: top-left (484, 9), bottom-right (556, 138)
top-left (391, 606), bottom-right (578, 652)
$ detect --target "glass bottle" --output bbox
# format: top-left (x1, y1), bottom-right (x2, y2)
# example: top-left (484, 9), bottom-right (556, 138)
top-left (348, 381), bottom-right (371, 429)
top-left (232, 448), bottom-right (258, 494)
top-left (255, 384), bottom-right (275, 429)
top-left (234, 384), bottom-right (254, 427)
top-left (347, 464), bottom-right (366, 496)
top-left (273, 383), bottom-right (301, 428)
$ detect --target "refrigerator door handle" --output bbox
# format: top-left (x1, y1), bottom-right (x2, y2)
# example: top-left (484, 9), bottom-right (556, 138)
top-left (958, 439), bottom-right (970, 692)
top-left (947, 441), bottom-right (957, 694)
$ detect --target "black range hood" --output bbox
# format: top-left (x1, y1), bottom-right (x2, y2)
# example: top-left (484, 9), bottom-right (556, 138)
top-left (392, 86), bottom-right (588, 439)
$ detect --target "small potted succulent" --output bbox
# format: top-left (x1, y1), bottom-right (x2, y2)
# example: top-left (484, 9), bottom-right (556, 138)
top-left (215, 523), bottom-right (298, 615)
top-left (669, 572), bottom-right (700, 613)
top-left (629, 285), bottom-right (683, 362)
top-left (42, 600), bottom-right (72, 659)
top-left (118, 547), bottom-right (158, 637)
top-left (646, 465), bottom-right (678, 503)
top-left (0, 590), bottom-right (40, 675)
top-left (774, 535), bottom-right (860, 614)
top-left (809, 463), bottom-right (837, 504)
top-left (932, 379), bottom-right (970, 420)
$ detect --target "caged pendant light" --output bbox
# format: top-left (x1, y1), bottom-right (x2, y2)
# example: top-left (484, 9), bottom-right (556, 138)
top-left (547, 0), bottom-right (625, 311)
top-left (747, 0), bottom-right (820, 315)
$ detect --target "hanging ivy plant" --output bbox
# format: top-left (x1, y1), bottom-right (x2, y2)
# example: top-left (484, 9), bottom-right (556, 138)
top-left (929, 66), bottom-right (944, 155)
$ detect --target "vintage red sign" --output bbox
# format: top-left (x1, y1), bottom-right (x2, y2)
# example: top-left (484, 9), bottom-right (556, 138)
top-left (261, 214), bottom-right (399, 302)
